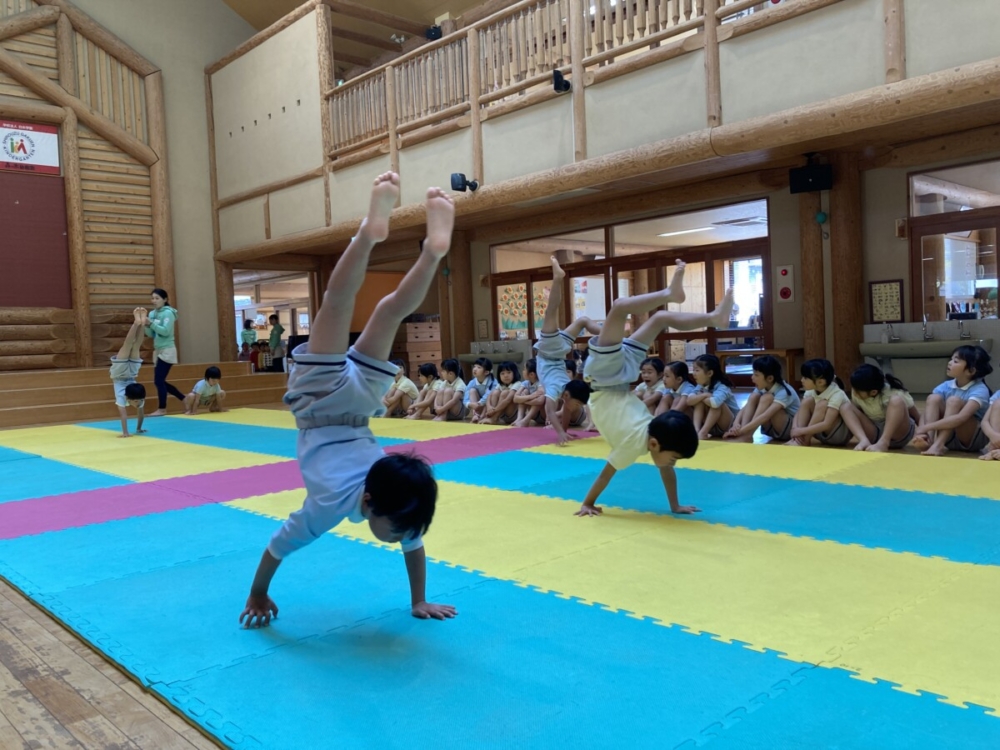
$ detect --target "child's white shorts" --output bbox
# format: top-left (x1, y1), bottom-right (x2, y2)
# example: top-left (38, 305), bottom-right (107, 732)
top-left (584, 336), bottom-right (647, 388)
top-left (285, 344), bottom-right (396, 429)
top-left (536, 330), bottom-right (574, 402)
top-left (109, 358), bottom-right (141, 407)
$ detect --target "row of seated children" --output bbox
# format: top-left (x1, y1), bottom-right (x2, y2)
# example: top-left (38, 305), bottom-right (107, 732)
top-left (634, 344), bottom-right (998, 457)
top-left (238, 340), bottom-right (276, 372)
top-left (109, 308), bottom-right (228, 437)
top-left (381, 356), bottom-right (592, 429)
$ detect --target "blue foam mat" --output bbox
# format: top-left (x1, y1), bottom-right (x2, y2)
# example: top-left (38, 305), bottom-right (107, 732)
top-left (523, 463), bottom-right (1000, 564)
top-left (81, 417), bottom-right (411, 456)
top-left (0, 451), bottom-right (132, 505)
top-left (699, 667), bottom-right (1000, 750)
top-left (432, 451), bottom-right (611, 491)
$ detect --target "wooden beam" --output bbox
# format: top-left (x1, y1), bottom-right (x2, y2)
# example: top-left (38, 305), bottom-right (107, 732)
top-left (218, 166), bottom-right (326, 210)
top-left (456, 0), bottom-right (524, 28)
top-left (0, 308), bottom-right (75, 325)
top-left (329, 26), bottom-right (402, 52)
top-left (799, 191), bottom-right (825, 360)
top-left (871, 124), bottom-right (1000, 170)
top-left (829, 153), bottom-right (863, 371)
top-left (215, 260), bottom-right (237, 360)
top-left (145, 71), bottom-right (175, 302)
top-left (0, 5), bottom-right (60, 42)
top-left (467, 30), bottom-right (483, 183)
top-left (449, 232), bottom-right (474, 357)
top-left (0, 48), bottom-right (157, 166)
top-left (321, 0), bottom-right (426, 37)
top-left (317, 4), bottom-right (335, 226)
top-left (0, 94), bottom-right (65, 123)
top-left (235, 255), bottom-right (322, 272)
top-left (33, 0), bottom-right (157, 75)
top-left (569, 0), bottom-right (587, 161)
top-left (884, 0), bottom-right (906, 84)
top-left (207, 0), bottom-right (320, 74)
top-left (912, 175), bottom-right (1000, 209)
top-left (61, 108), bottom-right (93, 368)
top-left (716, 0), bottom-right (843, 42)
top-left (56, 13), bottom-right (76, 96)
top-left (703, 0), bottom-right (722, 127)
top-left (335, 50), bottom-right (372, 68)
top-left (233, 270), bottom-right (308, 285)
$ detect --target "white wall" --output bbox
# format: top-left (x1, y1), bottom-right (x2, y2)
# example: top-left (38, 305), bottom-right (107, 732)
top-left (71, 0), bottom-right (255, 363)
top-left (767, 190), bottom-right (803, 349)
top-left (906, 0), bottom-right (1000, 78)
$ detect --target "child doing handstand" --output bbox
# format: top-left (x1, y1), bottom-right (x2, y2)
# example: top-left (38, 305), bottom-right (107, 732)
top-left (576, 262), bottom-right (734, 517)
top-left (537, 257), bottom-right (603, 445)
top-left (110, 307), bottom-right (148, 438)
top-left (557, 379), bottom-right (592, 430)
top-left (724, 355), bottom-right (800, 442)
top-left (240, 173), bottom-right (457, 628)
top-left (481, 361), bottom-right (520, 424)
top-left (655, 361), bottom-right (698, 417)
top-left (513, 359), bottom-right (546, 426)
top-left (913, 345), bottom-right (993, 456)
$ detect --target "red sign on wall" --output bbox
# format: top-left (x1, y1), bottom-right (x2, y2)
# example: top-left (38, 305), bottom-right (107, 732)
top-left (0, 121), bottom-right (60, 176)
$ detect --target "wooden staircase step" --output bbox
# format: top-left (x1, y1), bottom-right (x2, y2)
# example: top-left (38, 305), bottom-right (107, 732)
top-left (0, 362), bottom-right (255, 390)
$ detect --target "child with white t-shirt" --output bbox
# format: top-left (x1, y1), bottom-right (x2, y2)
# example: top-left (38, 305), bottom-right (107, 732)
top-left (844, 364), bottom-right (921, 452)
top-left (433, 358), bottom-right (467, 421)
top-left (513, 358), bottom-right (546, 426)
top-left (482, 361), bottom-right (521, 425)
top-left (789, 359), bottom-right (858, 447)
top-left (184, 366), bottom-right (226, 414)
top-left (383, 359), bottom-right (420, 417)
top-left (725, 355), bottom-right (800, 442)
top-left (576, 262), bottom-right (734, 517)
top-left (407, 363), bottom-right (443, 420)
top-left (240, 172), bottom-right (457, 628)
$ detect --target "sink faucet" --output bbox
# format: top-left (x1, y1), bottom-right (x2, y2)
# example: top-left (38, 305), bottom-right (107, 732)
top-left (922, 314), bottom-right (933, 341)
top-left (958, 319), bottom-right (972, 340)
top-left (884, 322), bottom-right (900, 343)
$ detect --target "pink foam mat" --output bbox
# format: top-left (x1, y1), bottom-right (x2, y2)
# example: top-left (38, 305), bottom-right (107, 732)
top-left (0, 429), bottom-right (574, 540)
top-left (0, 462), bottom-right (304, 541)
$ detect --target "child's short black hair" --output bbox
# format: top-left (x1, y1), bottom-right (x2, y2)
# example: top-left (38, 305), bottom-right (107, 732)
top-left (497, 360), bottom-right (520, 382)
top-left (124, 383), bottom-right (146, 402)
top-left (564, 359), bottom-right (576, 373)
top-left (364, 454), bottom-right (437, 539)
top-left (648, 411), bottom-right (699, 459)
top-left (473, 356), bottom-right (494, 372)
top-left (418, 363), bottom-right (439, 379)
top-left (640, 357), bottom-right (665, 375)
top-left (441, 358), bottom-right (461, 377)
top-left (525, 358), bottom-right (538, 376)
top-left (269, 313), bottom-right (279, 322)
top-left (205, 366), bottom-right (222, 380)
top-left (251, 341), bottom-right (261, 349)
top-left (390, 358), bottom-right (406, 371)
top-left (563, 379), bottom-right (591, 404)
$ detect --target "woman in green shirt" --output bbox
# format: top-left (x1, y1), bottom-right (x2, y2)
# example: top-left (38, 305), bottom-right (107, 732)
top-left (268, 313), bottom-right (286, 371)
top-left (241, 319), bottom-right (258, 348)
top-left (144, 288), bottom-right (185, 416)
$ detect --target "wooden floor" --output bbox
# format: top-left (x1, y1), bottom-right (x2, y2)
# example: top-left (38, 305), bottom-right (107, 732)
top-left (0, 579), bottom-right (219, 750)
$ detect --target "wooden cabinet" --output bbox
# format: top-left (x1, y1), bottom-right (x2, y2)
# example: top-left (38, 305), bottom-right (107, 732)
top-left (391, 322), bottom-right (441, 379)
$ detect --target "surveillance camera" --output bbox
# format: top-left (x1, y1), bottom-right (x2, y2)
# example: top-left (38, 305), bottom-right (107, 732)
top-left (451, 173), bottom-right (479, 192)
top-left (553, 70), bottom-right (571, 93)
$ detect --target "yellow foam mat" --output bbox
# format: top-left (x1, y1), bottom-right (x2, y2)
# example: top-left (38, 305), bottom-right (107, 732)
top-left (0, 425), bottom-right (285, 481)
top-left (820, 453), bottom-right (1000, 499)
top-left (227, 480), bottom-right (998, 711)
top-left (196, 409), bottom-right (296, 429)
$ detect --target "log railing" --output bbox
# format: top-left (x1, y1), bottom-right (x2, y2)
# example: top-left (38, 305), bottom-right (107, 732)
top-left (323, 0), bottom-right (800, 161)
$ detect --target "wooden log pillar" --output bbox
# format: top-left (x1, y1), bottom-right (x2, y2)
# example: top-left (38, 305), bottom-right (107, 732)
top-left (56, 12), bottom-right (76, 95)
top-left (799, 191), bottom-right (826, 360)
top-left (467, 29), bottom-right (484, 182)
top-left (316, 3), bottom-right (335, 224)
top-left (569, 0), bottom-right (587, 161)
top-left (449, 232), bottom-right (474, 356)
top-left (703, 0), bottom-right (722, 126)
top-left (215, 260), bottom-right (236, 360)
top-left (61, 108), bottom-right (92, 367)
top-left (884, 0), bottom-right (906, 84)
top-left (145, 72), bottom-right (175, 301)
top-left (829, 153), bottom-right (864, 372)
top-left (437, 260), bottom-right (454, 361)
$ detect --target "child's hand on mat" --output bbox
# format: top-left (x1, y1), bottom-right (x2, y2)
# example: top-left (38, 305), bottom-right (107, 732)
top-left (412, 601), bottom-right (457, 620)
top-left (240, 595), bottom-right (279, 628)
top-left (670, 505), bottom-right (701, 515)
top-left (575, 504), bottom-right (603, 517)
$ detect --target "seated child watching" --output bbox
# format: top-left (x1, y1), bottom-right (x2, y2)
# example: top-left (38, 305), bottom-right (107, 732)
top-left (466, 357), bottom-right (496, 424)
top-left (513, 358), bottom-right (547, 427)
top-left (687, 354), bottom-right (740, 440)
top-left (634, 357), bottom-right (667, 415)
top-left (110, 307), bottom-right (148, 438)
top-left (184, 366), bottom-right (226, 414)
top-left (913, 345), bottom-right (993, 456)
top-left (240, 172), bottom-right (457, 628)
top-left (724, 355), bottom-right (800, 442)
top-left (788, 359), bottom-right (858, 447)
top-left (655, 361), bottom-right (698, 417)
top-left (383, 359), bottom-right (420, 417)
top-left (576, 261), bottom-right (734, 517)
top-left (844, 364), bottom-right (920, 452)
top-left (433, 358), bottom-right (467, 421)
top-left (482, 361), bottom-right (521, 425)
top-left (406, 363), bottom-right (443, 420)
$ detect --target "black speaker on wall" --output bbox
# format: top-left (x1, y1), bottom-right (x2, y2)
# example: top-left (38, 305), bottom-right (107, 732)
top-left (789, 164), bottom-right (833, 194)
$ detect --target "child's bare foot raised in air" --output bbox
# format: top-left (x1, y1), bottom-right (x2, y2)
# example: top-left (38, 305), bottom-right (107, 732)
top-left (356, 172), bottom-right (400, 244)
top-left (423, 187), bottom-right (455, 257)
